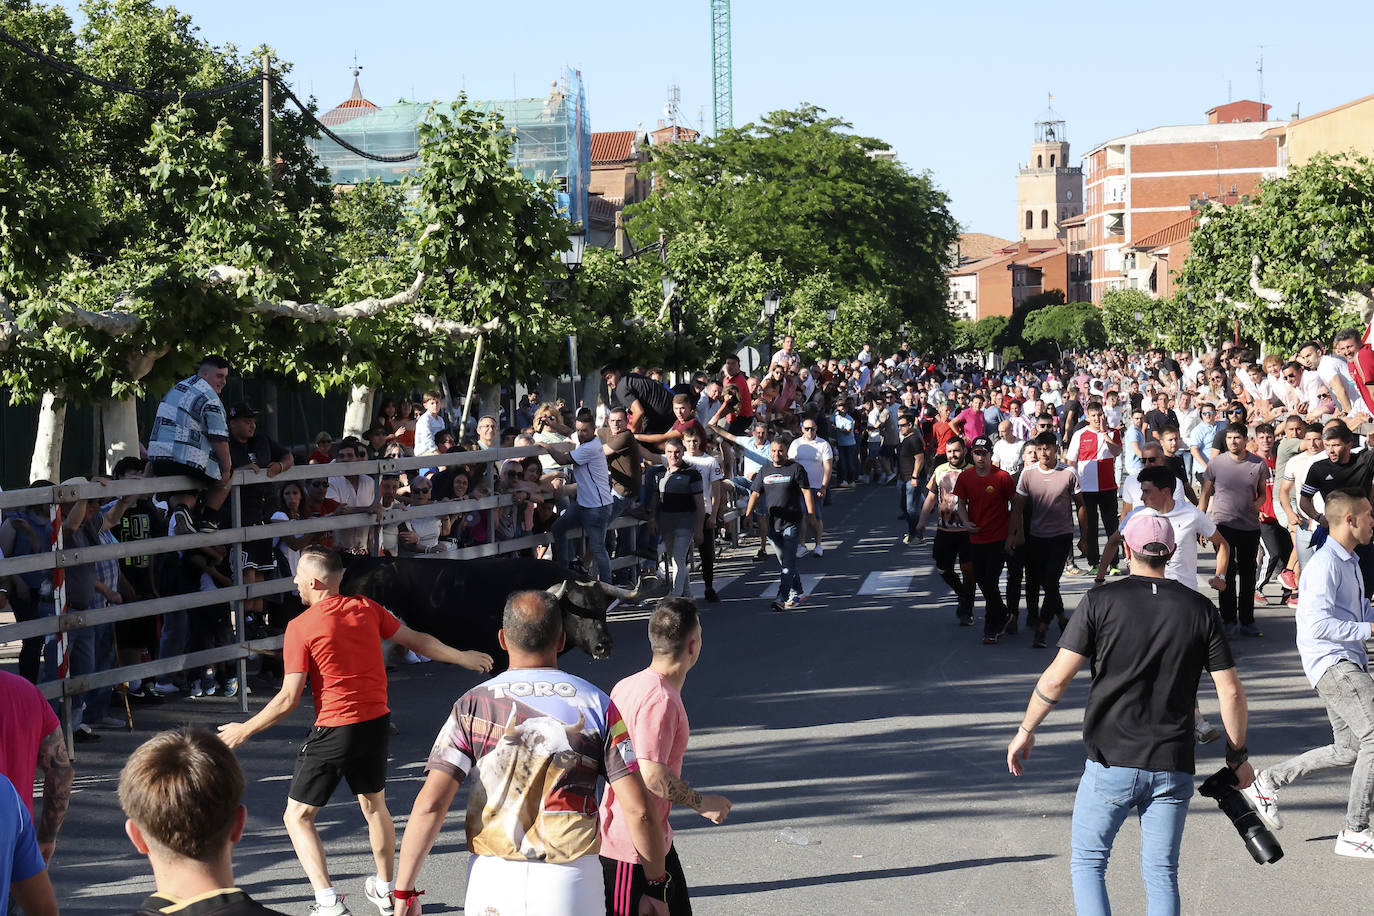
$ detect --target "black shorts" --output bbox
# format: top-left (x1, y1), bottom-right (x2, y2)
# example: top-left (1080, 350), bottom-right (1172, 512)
top-left (602, 845), bottom-right (691, 916)
top-left (932, 529), bottom-right (971, 570)
top-left (151, 459), bottom-right (221, 489)
top-left (288, 713), bottom-right (391, 807)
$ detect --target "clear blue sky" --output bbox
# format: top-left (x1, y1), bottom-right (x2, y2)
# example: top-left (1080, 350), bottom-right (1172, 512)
top-left (141, 1), bottom-right (1369, 238)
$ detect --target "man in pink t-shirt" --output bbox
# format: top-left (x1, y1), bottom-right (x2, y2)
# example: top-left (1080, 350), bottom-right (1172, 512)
top-left (599, 598), bottom-right (732, 915)
top-left (0, 670), bottom-right (73, 863)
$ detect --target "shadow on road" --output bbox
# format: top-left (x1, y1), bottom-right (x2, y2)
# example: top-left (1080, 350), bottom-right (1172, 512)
top-left (691, 853), bottom-right (1056, 896)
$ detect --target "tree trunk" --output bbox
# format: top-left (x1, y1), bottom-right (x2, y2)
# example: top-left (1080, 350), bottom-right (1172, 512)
top-left (30, 391), bottom-right (66, 484)
top-left (342, 385), bottom-right (374, 439)
top-left (100, 397), bottom-right (140, 473)
top-left (259, 380), bottom-right (280, 440)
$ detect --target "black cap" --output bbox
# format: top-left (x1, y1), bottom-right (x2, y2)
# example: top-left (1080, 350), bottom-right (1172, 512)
top-left (227, 401), bottom-right (256, 420)
top-left (970, 435), bottom-right (993, 452)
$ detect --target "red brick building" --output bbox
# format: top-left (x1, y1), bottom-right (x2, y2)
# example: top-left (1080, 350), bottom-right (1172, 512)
top-left (1082, 104), bottom-right (1284, 303)
top-left (947, 239), bottom-right (1073, 320)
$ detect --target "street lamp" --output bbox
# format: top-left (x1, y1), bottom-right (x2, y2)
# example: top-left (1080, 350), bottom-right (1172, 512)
top-left (663, 271), bottom-right (683, 383)
top-left (825, 306), bottom-right (837, 345)
top-left (763, 288), bottom-right (781, 362)
top-left (560, 230), bottom-right (586, 280)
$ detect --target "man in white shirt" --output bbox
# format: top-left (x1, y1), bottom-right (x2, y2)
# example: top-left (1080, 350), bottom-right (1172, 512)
top-left (326, 438), bottom-right (378, 554)
top-left (991, 420), bottom-right (1025, 476)
top-left (789, 418), bottom-right (834, 556)
top-left (770, 335), bottom-right (801, 373)
top-left (1299, 340), bottom-right (1368, 422)
top-left (542, 410), bottom-right (616, 582)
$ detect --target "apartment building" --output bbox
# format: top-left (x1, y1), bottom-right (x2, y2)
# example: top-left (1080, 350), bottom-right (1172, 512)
top-left (1082, 103), bottom-right (1285, 303)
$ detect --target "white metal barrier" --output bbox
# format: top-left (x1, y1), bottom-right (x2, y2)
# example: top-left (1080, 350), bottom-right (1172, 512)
top-left (0, 446), bottom-right (649, 752)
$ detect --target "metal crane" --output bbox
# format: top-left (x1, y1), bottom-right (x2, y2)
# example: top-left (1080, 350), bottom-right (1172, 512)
top-left (711, 0), bottom-right (732, 134)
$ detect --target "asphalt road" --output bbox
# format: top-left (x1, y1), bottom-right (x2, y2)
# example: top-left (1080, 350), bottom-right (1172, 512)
top-left (25, 482), bottom-right (1370, 915)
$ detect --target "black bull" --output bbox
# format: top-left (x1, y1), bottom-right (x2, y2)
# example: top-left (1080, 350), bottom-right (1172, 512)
top-left (339, 556), bottom-right (640, 671)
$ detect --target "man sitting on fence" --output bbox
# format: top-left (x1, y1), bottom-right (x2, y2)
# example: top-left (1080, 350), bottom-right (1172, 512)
top-left (146, 355), bottom-right (234, 534)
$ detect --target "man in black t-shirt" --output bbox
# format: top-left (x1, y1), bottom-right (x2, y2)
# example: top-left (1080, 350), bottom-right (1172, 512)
top-left (1007, 512), bottom-right (1253, 915)
top-left (745, 435), bottom-right (816, 612)
top-left (602, 365), bottom-right (676, 435)
top-left (224, 402), bottom-right (293, 633)
top-left (1299, 421), bottom-right (1374, 595)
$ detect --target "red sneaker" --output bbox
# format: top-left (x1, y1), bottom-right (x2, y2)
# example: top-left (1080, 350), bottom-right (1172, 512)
top-left (1254, 592), bottom-right (1269, 605)
top-left (1279, 569), bottom-right (1298, 590)
top-left (1286, 594), bottom-right (1299, 608)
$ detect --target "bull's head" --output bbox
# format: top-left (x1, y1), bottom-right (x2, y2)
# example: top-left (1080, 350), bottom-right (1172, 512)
top-left (544, 579), bottom-right (618, 659)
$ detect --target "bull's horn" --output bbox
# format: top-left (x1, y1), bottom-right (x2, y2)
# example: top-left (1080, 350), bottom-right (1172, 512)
top-left (502, 708), bottom-right (520, 740)
top-left (564, 711), bottom-right (586, 736)
top-left (546, 580), bottom-right (569, 601)
top-left (597, 580), bottom-right (641, 603)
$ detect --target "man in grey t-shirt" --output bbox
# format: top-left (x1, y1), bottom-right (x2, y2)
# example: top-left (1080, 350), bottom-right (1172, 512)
top-left (1008, 433), bottom-right (1082, 647)
top-left (1200, 423), bottom-right (1267, 636)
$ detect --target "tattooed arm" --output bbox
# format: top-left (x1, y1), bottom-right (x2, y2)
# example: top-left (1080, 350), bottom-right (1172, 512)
top-left (35, 726), bottom-right (74, 862)
top-left (637, 759), bottom-right (732, 825)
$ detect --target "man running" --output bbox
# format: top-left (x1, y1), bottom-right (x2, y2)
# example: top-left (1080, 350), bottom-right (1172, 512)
top-left (1008, 433), bottom-right (1083, 648)
top-left (744, 435), bottom-right (816, 611)
top-left (219, 546), bottom-right (493, 916)
top-left (600, 598), bottom-right (731, 915)
top-left (917, 437), bottom-right (976, 626)
top-left (1067, 401), bottom-right (1123, 574)
top-left (394, 591), bottom-right (670, 916)
top-left (954, 436), bottom-right (1017, 644)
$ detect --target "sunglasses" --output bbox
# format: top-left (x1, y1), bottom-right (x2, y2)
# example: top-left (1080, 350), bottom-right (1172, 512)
top-left (308, 481), bottom-right (327, 488)
top-left (411, 487), bottom-right (432, 494)
top-left (802, 426), bottom-right (817, 431)
top-left (1200, 411), bottom-right (1215, 416)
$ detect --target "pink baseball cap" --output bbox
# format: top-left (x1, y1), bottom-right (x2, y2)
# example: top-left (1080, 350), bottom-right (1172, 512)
top-left (1123, 512), bottom-right (1175, 558)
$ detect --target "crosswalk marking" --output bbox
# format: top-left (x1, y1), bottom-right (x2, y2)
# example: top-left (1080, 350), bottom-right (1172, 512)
top-left (857, 568), bottom-right (919, 595)
top-left (757, 574), bottom-right (825, 598)
top-left (689, 575), bottom-right (738, 599)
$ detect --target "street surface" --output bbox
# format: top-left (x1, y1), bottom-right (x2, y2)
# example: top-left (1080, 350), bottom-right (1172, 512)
top-left (31, 484), bottom-right (1366, 915)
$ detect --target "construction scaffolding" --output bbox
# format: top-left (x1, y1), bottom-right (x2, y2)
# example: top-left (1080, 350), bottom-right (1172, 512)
top-left (308, 68), bottom-right (591, 229)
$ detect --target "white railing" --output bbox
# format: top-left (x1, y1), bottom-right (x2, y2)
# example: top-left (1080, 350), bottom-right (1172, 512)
top-left (0, 446), bottom-right (649, 752)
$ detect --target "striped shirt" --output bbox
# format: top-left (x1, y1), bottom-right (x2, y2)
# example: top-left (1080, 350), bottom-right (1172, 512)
top-left (1067, 425), bottom-right (1120, 492)
top-left (146, 375), bottom-right (229, 476)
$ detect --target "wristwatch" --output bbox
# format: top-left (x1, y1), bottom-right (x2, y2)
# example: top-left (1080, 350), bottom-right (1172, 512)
top-left (643, 871), bottom-right (672, 902)
top-left (1225, 743), bottom-right (1249, 767)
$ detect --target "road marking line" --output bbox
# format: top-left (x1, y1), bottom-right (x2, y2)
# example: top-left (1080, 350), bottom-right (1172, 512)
top-left (857, 568), bottom-right (919, 595)
top-left (758, 573), bottom-right (825, 598)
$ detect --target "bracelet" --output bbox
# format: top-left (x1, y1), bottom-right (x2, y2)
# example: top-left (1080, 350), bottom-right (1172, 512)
top-left (394, 889), bottom-right (424, 901)
top-left (1017, 724), bottom-right (1032, 735)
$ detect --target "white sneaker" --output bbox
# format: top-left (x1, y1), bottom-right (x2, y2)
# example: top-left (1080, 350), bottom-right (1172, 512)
top-left (796, 544), bottom-right (811, 558)
top-left (1335, 828), bottom-right (1374, 858)
top-left (403, 650), bottom-right (424, 665)
top-left (363, 877), bottom-right (395, 916)
top-left (1241, 771), bottom-right (1283, 830)
top-left (1194, 716), bottom-right (1221, 744)
top-left (812, 544), bottom-right (824, 557)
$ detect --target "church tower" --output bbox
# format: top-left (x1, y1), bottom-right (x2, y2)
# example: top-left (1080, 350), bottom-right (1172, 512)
top-left (1016, 114), bottom-right (1082, 241)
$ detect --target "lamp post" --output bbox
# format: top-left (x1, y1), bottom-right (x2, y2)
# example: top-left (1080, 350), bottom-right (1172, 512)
top-left (763, 288), bottom-right (781, 362)
top-left (663, 271), bottom-right (682, 384)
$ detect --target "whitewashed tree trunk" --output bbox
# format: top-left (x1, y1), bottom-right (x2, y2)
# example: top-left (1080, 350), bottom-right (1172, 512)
top-left (342, 385), bottom-right (374, 439)
top-left (101, 397), bottom-right (140, 473)
top-left (30, 391), bottom-right (66, 484)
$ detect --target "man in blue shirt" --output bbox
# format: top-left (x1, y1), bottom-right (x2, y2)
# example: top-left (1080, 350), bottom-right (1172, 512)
top-left (830, 399), bottom-right (858, 486)
top-left (0, 776), bottom-right (55, 916)
top-left (1243, 488), bottom-right (1374, 858)
top-left (1187, 402), bottom-right (1221, 484)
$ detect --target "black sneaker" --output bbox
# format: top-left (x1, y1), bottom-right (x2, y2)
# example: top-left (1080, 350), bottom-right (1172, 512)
top-left (73, 725), bottom-right (100, 743)
top-left (958, 615), bottom-right (975, 627)
top-left (197, 517), bottom-right (220, 534)
top-left (769, 600), bottom-right (786, 612)
top-left (171, 504), bottom-right (195, 534)
top-left (704, 587), bottom-right (720, 603)
top-left (1032, 629), bottom-right (1048, 649)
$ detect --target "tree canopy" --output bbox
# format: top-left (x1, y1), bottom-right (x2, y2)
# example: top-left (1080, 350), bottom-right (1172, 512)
top-left (624, 104), bottom-right (959, 347)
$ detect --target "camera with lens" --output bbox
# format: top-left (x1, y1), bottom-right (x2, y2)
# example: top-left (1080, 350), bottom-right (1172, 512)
top-left (1198, 766), bottom-right (1283, 864)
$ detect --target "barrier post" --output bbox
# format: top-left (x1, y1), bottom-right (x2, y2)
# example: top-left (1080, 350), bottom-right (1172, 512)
top-left (230, 486), bottom-right (249, 714)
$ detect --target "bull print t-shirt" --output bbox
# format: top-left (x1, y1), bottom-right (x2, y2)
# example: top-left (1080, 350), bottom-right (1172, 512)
top-left (427, 668), bottom-right (638, 864)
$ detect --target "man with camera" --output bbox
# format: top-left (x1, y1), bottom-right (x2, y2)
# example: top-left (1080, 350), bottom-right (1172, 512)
top-left (1243, 488), bottom-right (1374, 859)
top-left (1008, 511), bottom-right (1252, 915)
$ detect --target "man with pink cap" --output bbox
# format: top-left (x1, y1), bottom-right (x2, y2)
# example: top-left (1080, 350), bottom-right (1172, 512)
top-left (1007, 510), bottom-right (1253, 915)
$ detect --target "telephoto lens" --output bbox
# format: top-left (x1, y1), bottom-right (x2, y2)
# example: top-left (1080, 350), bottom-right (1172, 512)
top-left (1198, 766), bottom-right (1283, 864)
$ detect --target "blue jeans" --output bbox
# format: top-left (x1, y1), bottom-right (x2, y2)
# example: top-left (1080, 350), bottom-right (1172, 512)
top-left (901, 482), bottom-right (922, 537)
top-left (765, 523), bottom-right (803, 601)
top-left (1071, 760), bottom-right (1193, 916)
top-left (552, 502), bottom-right (613, 581)
top-left (836, 444), bottom-right (859, 484)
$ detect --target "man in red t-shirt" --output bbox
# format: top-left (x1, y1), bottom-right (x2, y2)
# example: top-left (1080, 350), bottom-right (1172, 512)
top-left (1334, 328), bottom-right (1374, 416)
top-left (954, 436), bottom-right (1017, 645)
top-left (0, 670), bottom-right (73, 864)
top-left (721, 355), bottom-right (754, 435)
top-left (219, 546), bottom-right (493, 916)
